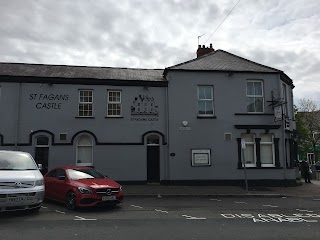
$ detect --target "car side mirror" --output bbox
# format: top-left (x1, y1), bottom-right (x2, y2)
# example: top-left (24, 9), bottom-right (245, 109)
top-left (58, 175), bottom-right (66, 181)
top-left (38, 164), bottom-right (43, 170)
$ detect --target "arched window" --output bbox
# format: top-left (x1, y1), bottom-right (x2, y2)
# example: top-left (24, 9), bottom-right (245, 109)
top-left (147, 134), bottom-right (160, 145)
top-left (76, 135), bottom-right (93, 166)
top-left (36, 136), bottom-right (49, 146)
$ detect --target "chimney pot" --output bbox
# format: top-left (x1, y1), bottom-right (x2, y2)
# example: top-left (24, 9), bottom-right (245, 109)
top-left (210, 43), bottom-right (212, 48)
top-left (202, 45), bottom-right (205, 48)
top-left (196, 44), bottom-right (215, 58)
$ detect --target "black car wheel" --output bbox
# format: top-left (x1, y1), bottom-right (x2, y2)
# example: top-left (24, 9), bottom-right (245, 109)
top-left (66, 191), bottom-right (77, 210)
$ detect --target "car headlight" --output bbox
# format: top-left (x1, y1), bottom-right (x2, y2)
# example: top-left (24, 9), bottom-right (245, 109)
top-left (119, 185), bottom-right (122, 191)
top-left (78, 187), bottom-right (93, 194)
top-left (35, 179), bottom-right (44, 186)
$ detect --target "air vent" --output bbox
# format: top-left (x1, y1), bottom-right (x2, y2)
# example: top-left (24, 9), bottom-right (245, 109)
top-left (59, 133), bottom-right (67, 141)
top-left (224, 133), bottom-right (232, 141)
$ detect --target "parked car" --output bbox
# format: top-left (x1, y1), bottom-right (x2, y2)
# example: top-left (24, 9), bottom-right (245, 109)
top-left (0, 150), bottom-right (45, 212)
top-left (44, 166), bottom-right (124, 210)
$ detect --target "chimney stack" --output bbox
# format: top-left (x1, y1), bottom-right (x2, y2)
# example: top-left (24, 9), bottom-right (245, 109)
top-left (196, 44), bottom-right (214, 58)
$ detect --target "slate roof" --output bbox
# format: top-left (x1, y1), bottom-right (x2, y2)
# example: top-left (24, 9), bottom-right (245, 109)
top-left (0, 62), bottom-right (164, 82)
top-left (166, 50), bottom-right (280, 73)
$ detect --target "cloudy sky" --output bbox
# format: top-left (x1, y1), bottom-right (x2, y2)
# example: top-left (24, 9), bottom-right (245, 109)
top-left (1, 0), bottom-right (319, 103)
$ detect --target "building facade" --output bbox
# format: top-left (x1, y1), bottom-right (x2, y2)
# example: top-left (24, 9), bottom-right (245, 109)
top-left (0, 46), bottom-right (297, 185)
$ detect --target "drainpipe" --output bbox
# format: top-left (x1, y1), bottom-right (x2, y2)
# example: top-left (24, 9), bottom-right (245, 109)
top-left (165, 74), bottom-right (170, 181)
top-left (14, 83), bottom-right (21, 150)
top-left (279, 74), bottom-right (287, 184)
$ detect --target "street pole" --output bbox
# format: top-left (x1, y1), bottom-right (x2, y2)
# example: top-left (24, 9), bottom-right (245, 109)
top-left (241, 139), bottom-right (249, 193)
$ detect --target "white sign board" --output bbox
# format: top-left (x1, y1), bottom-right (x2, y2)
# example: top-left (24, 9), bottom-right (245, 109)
top-left (274, 105), bottom-right (283, 122)
top-left (192, 149), bottom-right (211, 166)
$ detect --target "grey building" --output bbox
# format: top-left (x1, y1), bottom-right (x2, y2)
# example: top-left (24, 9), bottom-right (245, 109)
top-left (0, 45), bottom-right (297, 185)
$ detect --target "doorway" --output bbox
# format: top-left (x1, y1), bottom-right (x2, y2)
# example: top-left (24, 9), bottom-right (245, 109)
top-left (34, 135), bottom-right (49, 175)
top-left (147, 135), bottom-right (160, 182)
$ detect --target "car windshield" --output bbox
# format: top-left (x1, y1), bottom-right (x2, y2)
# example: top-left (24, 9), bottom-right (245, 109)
top-left (0, 151), bottom-right (37, 170)
top-left (67, 168), bottom-right (105, 180)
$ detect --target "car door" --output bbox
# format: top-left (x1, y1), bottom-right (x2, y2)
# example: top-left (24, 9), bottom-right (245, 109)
top-left (53, 168), bottom-right (69, 202)
top-left (44, 169), bottom-right (57, 199)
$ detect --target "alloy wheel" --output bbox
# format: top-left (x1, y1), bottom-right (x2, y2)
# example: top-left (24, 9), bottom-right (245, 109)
top-left (66, 191), bottom-right (76, 210)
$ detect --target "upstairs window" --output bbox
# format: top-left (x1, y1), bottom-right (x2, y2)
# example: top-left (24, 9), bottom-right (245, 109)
top-left (107, 90), bottom-right (121, 117)
top-left (78, 90), bottom-right (93, 117)
top-left (246, 81), bottom-right (264, 113)
top-left (198, 86), bottom-right (214, 116)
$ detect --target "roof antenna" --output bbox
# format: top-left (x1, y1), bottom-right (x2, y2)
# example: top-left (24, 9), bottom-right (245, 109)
top-left (197, 33), bottom-right (206, 46)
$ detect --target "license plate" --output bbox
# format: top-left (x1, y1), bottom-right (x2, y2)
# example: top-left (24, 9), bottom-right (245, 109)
top-left (8, 197), bottom-right (26, 202)
top-left (102, 196), bottom-right (116, 201)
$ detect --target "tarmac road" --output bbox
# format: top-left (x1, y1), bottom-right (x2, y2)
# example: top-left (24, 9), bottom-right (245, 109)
top-left (1, 196), bottom-right (320, 240)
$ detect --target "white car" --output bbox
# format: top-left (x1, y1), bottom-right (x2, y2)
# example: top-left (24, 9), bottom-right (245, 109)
top-left (0, 150), bottom-right (45, 212)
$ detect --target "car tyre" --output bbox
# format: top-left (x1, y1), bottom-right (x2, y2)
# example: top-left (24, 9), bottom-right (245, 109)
top-left (30, 206), bottom-right (41, 213)
top-left (66, 191), bottom-right (77, 210)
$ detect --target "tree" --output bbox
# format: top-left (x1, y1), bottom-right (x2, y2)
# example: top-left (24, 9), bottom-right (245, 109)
top-left (296, 99), bottom-right (320, 163)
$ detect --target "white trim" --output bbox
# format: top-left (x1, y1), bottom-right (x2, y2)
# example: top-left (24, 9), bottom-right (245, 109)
top-left (197, 85), bottom-right (214, 116)
top-left (246, 80), bottom-right (264, 113)
top-left (78, 90), bottom-right (93, 117)
top-left (107, 90), bottom-right (122, 117)
top-left (260, 134), bottom-right (275, 167)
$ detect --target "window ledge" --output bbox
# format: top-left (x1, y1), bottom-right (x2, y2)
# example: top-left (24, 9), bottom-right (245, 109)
top-left (197, 116), bottom-right (217, 119)
top-left (238, 167), bottom-right (282, 169)
top-left (234, 113), bottom-right (274, 116)
top-left (105, 116), bottom-right (124, 119)
top-left (75, 116), bottom-right (95, 119)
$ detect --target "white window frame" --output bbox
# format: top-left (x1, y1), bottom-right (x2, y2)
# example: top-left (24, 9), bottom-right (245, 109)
top-left (241, 134), bottom-right (256, 167)
top-left (246, 80), bottom-right (264, 113)
top-left (197, 85), bottom-right (214, 116)
top-left (78, 90), bottom-right (93, 117)
top-left (260, 134), bottom-right (275, 167)
top-left (107, 90), bottom-right (122, 117)
top-left (76, 135), bottom-right (93, 166)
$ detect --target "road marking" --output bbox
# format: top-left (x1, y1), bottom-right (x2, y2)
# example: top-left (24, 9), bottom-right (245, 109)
top-left (263, 205), bottom-right (278, 208)
top-left (74, 216), bottom-right (97, 221)
top-left (235, 201), bottom-right (247, 204)
top-left (131, 205), bottom-right (143, 209)
top-left (155, 209), bottom-right (168, 213)
top-left (313, 199), bottom-right (320, 201)
top-left (210, 199), bottom-right (221, 202)
top-left (41, 206), bottom-right (48, 209)
top-left (55, 210), bottom-right (65, 214)
top-left (282, 197), bottom-right (287, 199)
top-left (182, 215), bottom-right (206, 220)
top-left (296, 209), bottom-right (313, 213)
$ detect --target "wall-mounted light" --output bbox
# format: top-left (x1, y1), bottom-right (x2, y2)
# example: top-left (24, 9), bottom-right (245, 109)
top-left (182, 121), bottom-right (188, 127)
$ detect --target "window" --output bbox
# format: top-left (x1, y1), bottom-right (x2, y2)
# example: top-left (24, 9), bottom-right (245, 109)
top-left (246, 81), bottom-right (264, 113)
top-left (76, 135), bottom-right (93, 166)
top-left (241, 133), bottom-right (256, 167)
top-left (260, 134), bottom-right (275, 167)
top-left (107, 90), bottom-right (121, 117)
top-left (198, 86), bottom-right (214, 116)
top-left (78, 90), bottom-right (93, 117)
top-left (282, 83), bottom-right (288, 116)
top-left (36, 136), bottom-right (49, 146)
top-left (59, 133), bottom-right (67, 141)
top-left (147, 135), bottom-right (160, 145)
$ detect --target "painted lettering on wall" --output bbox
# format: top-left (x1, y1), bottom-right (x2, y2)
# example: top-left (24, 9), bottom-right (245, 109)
top-left (29, 94), bottom-right (69, 110)
top-left (130, 94), bottom-right (159, 122)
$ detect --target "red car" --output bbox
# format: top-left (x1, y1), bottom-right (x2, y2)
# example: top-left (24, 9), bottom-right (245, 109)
top-left (44, 166), bottom-right (124, 210)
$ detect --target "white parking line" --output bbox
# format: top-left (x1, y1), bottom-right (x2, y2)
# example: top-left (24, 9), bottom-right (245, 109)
top-left (313, 199), bottom-right (320, 201)
top-left (155, 209), bottom-right (168, 213)
top-left (235, 201), bottom-right (247, 204)
top-left (210, 199), bottom-right (221, 202)
top-left (131, 205), bottom-right (143, 209)
top-left (41, 206), bottom-right (48, 209)
top-left (182, 214), bottom-right (206, 220)
top-left (296, 209), bottom-right (314, 213)
top-left (262, 205), bottom-right (278, 208)
top-left (74, 216), bottom-right (97, 221)
top-left (55, 210), bottom-right (65, 214)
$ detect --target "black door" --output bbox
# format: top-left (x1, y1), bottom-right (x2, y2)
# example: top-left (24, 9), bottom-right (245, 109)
top-left (35, 147), bottom-right (49, 175)
top-left (147, 146), bottom-right (160, 182)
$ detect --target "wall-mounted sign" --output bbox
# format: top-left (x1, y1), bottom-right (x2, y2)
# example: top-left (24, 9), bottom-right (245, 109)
top-left (29, 93), bottom-right (69, 110)
top-left (131, 94), bottom-right (159, 121)
top-left (191, 149), bottom-right (211, 166)
top-left (274, 105), bottom-right (283, 122)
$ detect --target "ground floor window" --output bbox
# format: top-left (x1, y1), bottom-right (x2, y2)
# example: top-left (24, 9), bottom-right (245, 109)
top-left (76, 135), bottom-right (93, 166)
top-left (260, 134), bottom-right (275, 167)
top-left (241, 133), bottom-right (256, 167)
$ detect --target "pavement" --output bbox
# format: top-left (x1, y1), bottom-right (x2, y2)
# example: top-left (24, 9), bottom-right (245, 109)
top-left (122, 179), bottom-right (320, 198)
